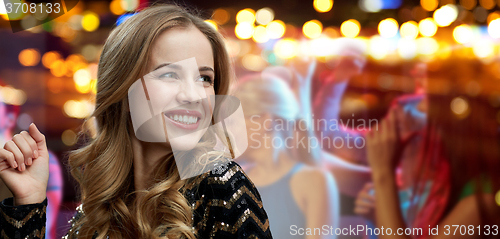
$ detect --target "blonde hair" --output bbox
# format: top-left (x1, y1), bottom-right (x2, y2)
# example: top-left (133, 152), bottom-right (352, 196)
top-left (68, 4), bottom-right (232, 239)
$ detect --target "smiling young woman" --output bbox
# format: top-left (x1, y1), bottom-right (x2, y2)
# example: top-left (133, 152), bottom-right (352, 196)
top-left (0, 4), bottom-right (272, 239)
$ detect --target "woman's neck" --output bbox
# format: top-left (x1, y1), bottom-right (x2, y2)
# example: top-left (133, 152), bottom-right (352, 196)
top-left (131, 135), bottom-right (172, 191)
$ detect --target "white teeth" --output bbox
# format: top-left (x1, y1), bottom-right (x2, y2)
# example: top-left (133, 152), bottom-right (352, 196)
top-left (168, 114), bottom-right (198, 124)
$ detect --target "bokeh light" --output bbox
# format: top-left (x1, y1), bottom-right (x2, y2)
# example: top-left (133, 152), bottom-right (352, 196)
top-left (313, 0), bottom-right (334, 13)
top-left (368, 35), bottom-right (390, 60)
top-left (453, 24), bottom-right (473, 44)
top-left (120, 0), bottom-right (139, 12)
top-left (0, 86), bottom-right (27, 106)
top-left (303, 20), bottom-right (323, 39)
top-left (18, 49), bottom-right (41, 67)
top-left (460, 0), bottom-right (477, 10)
top-left (416, 37), bottom-right (439, 55)
top-left (235, 22), bottom-right (254, 40)
top-left (110, 0), bottom-right (126, 15)
top-left (63, 100), bottom-right (94, 119)
top-left (398, 38), bottom-right (418, 59)
top-left (378, 18), bottom-right (399, 38)
top-left (419, 18), bottom-right (438, 37)
top-left (433, 4), bottom-right (459, 27)
top-left (274, 38), bottom-right (299, 59)
top-left (61, 129), bottom-right (77, 146)
top-left (255, 8), bottom-right (274, 25)
top-left (488, 19), bottom-right (500, 38)
top-left (241, 54), bottom-right (267, 71)
top-left (421, 0), bottom-right (438, 11)
top-left (213, 8), bottom-right (230, 25)
top-left (236, 8), bottom-right (256, 24)
top-left (74, 69), bottom-right (92, 94)
top-left (266, 20), bottom-right (286, 39)
top-left (341, 19), bottom-right (361, 38)
top-left (81, 12), bottom-right (100, 32)
top-left (50, 60), bottom-right (68, 77)
top-left (252, 25), bottom-right (269, 43)
top-left (400, 21), bottom-right (419, 39)
top-left (473, 39), bottom-right (494, 58)
top-left (480, 0), bottom-right (496, 9)
top-left (359, 0), bottom-right (383, 13)
top-left (323, 27), bottom-right (339, 38)
top-left (450, 96), bottom-right (470, 118)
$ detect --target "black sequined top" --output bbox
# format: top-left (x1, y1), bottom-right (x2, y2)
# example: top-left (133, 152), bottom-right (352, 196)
top-left (0, 161), bottom-right (273, 238)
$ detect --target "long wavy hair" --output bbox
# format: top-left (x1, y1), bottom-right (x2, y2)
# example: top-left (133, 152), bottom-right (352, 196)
top-left (67, 4), bottom-right (232, 239)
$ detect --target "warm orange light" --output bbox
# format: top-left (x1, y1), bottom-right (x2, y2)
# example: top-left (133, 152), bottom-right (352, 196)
top-left (255, 8), bottom-right (274, 25)
top-left (314, 0), bottom-right (334, 13)
top-left (213, 8), bottom-right (230, 25)
top-left (274, 38), bottom-right (299, 59)
top-left (378, 18), bottom-right (399, 38)
top-left (252, 26), bottom-right (269, 43)
top-left (487, 11), bottom-right (500, 24)
top-left (235, 22), bottom-right (254, 40)
top-left (400, 21), bottom-right (419, 39)
top-left (488, 19), bottom-right (500, 38)
top-left (419, 18), bottom-right (438, 37)
top-left (341, 19), bottom-right (361, 38)
top-left (480, 0), bottom-right (496, 9)
top-left (421, 0), bottom-right (438, 11)
top-left (460, 0), bottom-right (477, 10)
top-left (236, 9), bottom-right (255, 23)
top-left (303, 20), bottom-right (323, 39)
top-left (18, 49), bottom-right (41, 67)
top-left (453, 24), bottom-right (473, 43)
top-left (266, 20), bottom-right (286, 39)
top-left (110, 0), bottom-right (125, 15)
top-left (42, 51), bottom-right (62, 68)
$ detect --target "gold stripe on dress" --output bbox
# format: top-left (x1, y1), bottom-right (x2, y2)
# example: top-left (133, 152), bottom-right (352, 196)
top-left (0, 205), bottom-right (46, 229)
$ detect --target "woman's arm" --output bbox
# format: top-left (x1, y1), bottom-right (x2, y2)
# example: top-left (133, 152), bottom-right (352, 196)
top-left (293, 168), bottom-right (340, 239)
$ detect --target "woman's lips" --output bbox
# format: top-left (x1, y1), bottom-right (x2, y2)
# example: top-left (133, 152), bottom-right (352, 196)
top-left (163, 109), bottom-right (202, 130)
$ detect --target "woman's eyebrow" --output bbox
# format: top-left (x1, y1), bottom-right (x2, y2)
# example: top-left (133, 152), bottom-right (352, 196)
top-left (153, 63), bottom-right (182, 71)
top-left (199, 66), bottom-right (214, 72)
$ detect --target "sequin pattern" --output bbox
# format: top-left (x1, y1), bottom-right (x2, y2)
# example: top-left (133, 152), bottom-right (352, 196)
top-left (0, 161), bottom-right (272, 238)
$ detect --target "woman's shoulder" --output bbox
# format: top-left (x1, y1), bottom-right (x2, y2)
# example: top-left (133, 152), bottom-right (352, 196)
top-left (185, 160), bottom-right (261, 200)
top-left (185, 160), bottom-right (273, 238)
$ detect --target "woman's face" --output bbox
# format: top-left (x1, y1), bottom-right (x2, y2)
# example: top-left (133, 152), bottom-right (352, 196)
top-left (128, 25), bottom-right (216, 151)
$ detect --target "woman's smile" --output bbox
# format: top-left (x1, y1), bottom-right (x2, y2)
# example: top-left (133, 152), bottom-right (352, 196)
top-left (163, 109), bottom-right (202, 130)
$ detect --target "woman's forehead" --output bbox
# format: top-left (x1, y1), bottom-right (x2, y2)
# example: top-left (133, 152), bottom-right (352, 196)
top-left (150, 26), bottom-right (214, 70)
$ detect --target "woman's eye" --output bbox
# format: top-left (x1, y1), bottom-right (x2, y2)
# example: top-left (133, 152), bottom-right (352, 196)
top-left (197, 75), bottom-right (214, 87)
top-left (159, 72), bottom-right (179, 79)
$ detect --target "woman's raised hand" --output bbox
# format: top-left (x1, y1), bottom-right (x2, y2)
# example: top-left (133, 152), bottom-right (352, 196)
top-left (0, 123), bottom-right (49, 206)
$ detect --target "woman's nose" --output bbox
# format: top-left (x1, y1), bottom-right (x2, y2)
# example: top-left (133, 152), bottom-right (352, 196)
top-left (176, 80), bottom-right (202, 104)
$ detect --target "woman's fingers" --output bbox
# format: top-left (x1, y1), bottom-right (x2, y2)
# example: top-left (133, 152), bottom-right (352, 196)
top-left (20, 131), bottom-right (38, 159)
top-left (4, 141), bottom-right (25, 171)
top-left (12, 133), bottom-right (34, 166)
top-left (28, 123), bottom-right (47, 154)
top-left (0, 148), bottom-right (17, 169)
